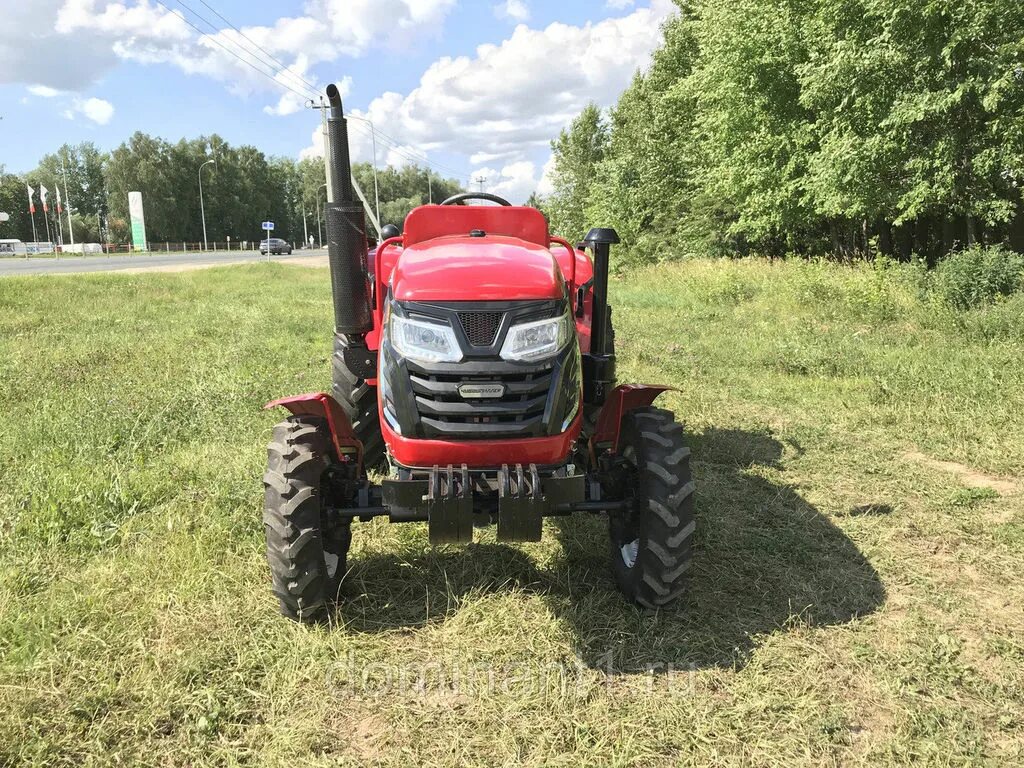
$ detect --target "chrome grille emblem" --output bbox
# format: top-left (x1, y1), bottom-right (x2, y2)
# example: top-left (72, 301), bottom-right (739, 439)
top-left (458, 383), bottom-right (506, 399)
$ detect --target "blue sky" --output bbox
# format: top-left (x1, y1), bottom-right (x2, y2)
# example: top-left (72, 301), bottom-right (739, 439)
top-left (0, 0), bottom-right (675, 201)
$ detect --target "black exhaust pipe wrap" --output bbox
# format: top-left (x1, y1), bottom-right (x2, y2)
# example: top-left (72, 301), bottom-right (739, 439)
top-left (582, 227), bottom-right (620, 405)
top-left (325, 83), bottom-right (373, 335)
top-left (584, 227), bottom-right (619, 357)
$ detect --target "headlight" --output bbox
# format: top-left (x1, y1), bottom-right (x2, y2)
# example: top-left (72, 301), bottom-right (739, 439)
top-left (390, 313), bottom-right (463, 363)
top-left (500, 308), bottom-right (573, 362)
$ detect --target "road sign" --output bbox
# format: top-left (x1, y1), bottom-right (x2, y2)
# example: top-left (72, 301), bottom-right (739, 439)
top-left (262, 221), bottom-right (275, 231)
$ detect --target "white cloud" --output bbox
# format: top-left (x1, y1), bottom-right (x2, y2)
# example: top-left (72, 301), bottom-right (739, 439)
top-left (537, 155), bottom-right (557, 198)
top-left (55, 0), bottom-right (191, 40)
top-left (28, 85), bottom-right (62, 97)
top-left (7, 0), bottom-right (459, 117)
top-left (304, 1), bottom-right (676, 184)
top-left (606, 0), bottom-right (636, 9)
top-left (472, 161), bottom-right (541, 203)
top-left (64, 96), bottom-right (116, 125)
top-left (494, 0), bottom-right (530, 22)
top-left (320, 0), bottom-right (458, 53)
top-left (0, 0), bottom-right (118, 90)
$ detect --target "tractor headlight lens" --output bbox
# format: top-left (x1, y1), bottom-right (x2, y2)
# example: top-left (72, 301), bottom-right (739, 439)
top-left (390, 314), bottom-right (463, 363)
top-left (500, 307), bottom-right (573, 362)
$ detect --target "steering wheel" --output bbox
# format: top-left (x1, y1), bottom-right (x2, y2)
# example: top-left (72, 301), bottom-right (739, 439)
top-left (440, 192), bottom-right (512, 207)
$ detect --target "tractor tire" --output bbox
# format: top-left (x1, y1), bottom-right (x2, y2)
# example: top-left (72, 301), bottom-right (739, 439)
top-left (608, 407), bottom-right (696, 609)
top-left (332, 333), bottom-right (386, 471)
top-left (263, 416), bottom-right (351, 622)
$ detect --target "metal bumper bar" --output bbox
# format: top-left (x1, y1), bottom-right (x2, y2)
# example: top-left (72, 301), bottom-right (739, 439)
top-left (368, 463), bottom-right (586, 544)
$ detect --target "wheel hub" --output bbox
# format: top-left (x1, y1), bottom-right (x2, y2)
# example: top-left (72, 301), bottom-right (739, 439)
top-left (620, 539), bottom-right (639, 569)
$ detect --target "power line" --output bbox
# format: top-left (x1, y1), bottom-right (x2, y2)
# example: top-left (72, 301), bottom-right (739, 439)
top-left (152, 0), bottom-right (317, 104)
top-left (349, 123), bottom-right (462, 179)
top-left (309, 103), bottom-right (464, 180)
top-left (357, 125), bottom-right (463, 177)
top-left (193, 0), bottom-right (322, 97)
top-left (172, 0), bottom-right (457, 176)
top-left (157, 0), bottom-right (467, 182)
top-left (173, 0), bottom-right (321, 101)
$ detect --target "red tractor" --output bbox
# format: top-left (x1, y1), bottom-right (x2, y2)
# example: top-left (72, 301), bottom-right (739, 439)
top-left (264, 84), bottom-right (695, 622)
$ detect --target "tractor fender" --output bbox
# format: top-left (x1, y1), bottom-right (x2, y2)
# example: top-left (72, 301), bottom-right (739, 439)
top-left (265, 393), bottom-right (364, 471)
top-left (590, 384), bottom-right (678, 453)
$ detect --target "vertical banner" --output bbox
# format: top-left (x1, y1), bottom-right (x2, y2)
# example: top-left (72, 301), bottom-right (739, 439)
top-left (128, 191), bottom-right (148, 252)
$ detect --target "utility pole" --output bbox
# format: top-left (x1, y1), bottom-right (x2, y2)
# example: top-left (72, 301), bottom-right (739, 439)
top-left (348, 114), bottom-right (381, 225)
top-left (316, 183), bottom-right (327, 247)
top-left (199, 157), bottom-right (216, 251)
top-left (302, 203), bottom-right (309, 248)
top-left (321, 96), bottom-right (332, 203)
top-left (475, 176), bottom-right (487, 193)
top-left (310, 98), bottom-right (381, 224)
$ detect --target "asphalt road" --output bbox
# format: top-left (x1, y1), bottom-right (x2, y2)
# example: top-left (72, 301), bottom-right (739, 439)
top-left (0, 249), bottom-right (327, 277)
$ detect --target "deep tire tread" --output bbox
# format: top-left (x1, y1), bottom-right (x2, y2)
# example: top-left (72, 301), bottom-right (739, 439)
top-left (264, 416), bottom-right (350, 623)
top-left (610, 407), bottom-right (696, 609)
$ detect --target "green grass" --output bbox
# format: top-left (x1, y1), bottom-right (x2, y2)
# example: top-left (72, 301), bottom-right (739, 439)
top-left (1, 258), bottom-right (1022, 766)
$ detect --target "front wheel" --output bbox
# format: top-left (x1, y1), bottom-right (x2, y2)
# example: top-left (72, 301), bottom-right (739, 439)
top-left (263, 416), bottom-right (351, 622)
top-left (608, 407), bottom-right (696, 608)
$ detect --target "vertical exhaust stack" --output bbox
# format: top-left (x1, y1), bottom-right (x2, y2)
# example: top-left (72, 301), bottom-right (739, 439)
top-left (582, 227), bottom-right (620, 405)
top-left (325, 83), bottom-right (373, 335)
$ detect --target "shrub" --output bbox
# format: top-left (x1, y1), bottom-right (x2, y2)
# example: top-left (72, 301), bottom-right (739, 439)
top-left (932, 246), bottom-right (1024, 310)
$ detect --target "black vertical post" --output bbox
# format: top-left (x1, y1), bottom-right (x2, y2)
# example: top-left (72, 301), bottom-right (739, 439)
top-left (585, 227), bottom-right (619, 356)
top-left (324, 83), bottom-right (373, 335)
top-left (583, 227), bottom-right (620, 404)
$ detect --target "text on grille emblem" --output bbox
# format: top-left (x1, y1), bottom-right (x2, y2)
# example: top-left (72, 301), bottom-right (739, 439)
top-left (458, 383), bottom-right (506, 399)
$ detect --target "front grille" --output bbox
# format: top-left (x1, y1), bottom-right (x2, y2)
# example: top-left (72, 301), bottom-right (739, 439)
top-left (409, 368), bottom-right (552, 439)
top-left (458, 312), bottom-right (504, 347)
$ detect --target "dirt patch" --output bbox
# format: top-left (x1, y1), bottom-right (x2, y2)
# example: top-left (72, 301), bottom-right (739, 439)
top-left (322, 712), bottom-right (387, 762)
top-left (904, 451), bottom-right (1019, 495)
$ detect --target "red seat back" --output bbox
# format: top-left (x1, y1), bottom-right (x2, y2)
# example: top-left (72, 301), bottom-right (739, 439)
top-left (403, 205), bottom-right (549, 247)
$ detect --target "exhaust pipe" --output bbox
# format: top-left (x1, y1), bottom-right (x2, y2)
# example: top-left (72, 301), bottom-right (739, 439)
top-left (324, 83), bottom-right (373, 335)
top-left (582, 227), bottom-right (619, 405)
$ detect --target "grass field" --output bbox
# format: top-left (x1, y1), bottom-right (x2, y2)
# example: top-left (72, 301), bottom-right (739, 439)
top-left (1, 258), bottom-right (1022, 766)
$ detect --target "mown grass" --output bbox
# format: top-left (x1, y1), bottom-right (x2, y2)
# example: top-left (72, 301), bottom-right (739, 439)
top-left (1, 258), bottom-right (1022, 766)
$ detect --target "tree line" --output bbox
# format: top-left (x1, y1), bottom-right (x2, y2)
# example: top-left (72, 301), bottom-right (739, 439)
top-left (542, 0), bottom-right (1024, 264)
top-left (0, 137), bottom-right (462, 246)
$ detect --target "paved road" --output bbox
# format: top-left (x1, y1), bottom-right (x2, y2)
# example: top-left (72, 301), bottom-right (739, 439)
top-left (0, 249), bottom-right (328, 277)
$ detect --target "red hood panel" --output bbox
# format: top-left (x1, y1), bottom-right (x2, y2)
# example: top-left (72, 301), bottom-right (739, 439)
top-left (391, 235), bottom-right (564, 302)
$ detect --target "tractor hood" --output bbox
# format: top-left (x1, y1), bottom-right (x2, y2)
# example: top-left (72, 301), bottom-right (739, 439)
top-left (390, 235), bottom-right (565, 302)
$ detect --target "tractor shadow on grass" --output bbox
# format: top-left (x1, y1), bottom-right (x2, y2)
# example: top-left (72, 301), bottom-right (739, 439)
top-left (338, 427), bottom-right (885, 672)
top-left (547, 427), bottom-right (886, 672)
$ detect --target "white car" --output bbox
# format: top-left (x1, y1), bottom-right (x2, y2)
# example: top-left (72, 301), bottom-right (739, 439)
top-left (0, 239), bottom-right (25, 255)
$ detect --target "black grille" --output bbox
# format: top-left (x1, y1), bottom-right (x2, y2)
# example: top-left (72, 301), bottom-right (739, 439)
top-left (458, 312), bottom-right (504, 347)
top-left (409, 368), bottom-right (552, 439)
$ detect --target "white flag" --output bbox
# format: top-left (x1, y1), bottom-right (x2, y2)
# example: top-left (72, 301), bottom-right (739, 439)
top-left (40, 185), bottom-right (49, 212)
top-left (27, 185), bottom-right (36, 214)
top-left (56, 186), bottom-right (63, 214)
